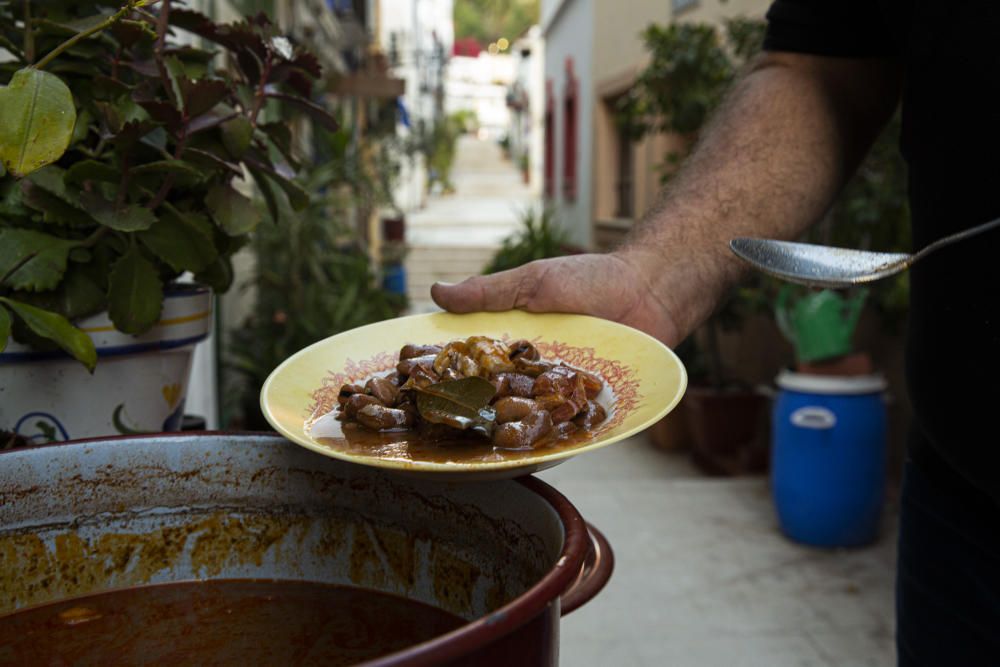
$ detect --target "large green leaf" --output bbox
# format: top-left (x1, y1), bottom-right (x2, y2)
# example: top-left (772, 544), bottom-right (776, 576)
top-left (221, 116), bottom-right (253, 158)
top-left (194, 255), bottom-right (234, 293)
top-left (21, 166), bottom-right (95, 227)
top-left (0, 68), bottom-right (77, 177)
top-left (415, 377), bottom-right (497, 431)
top-left (65, 159), bottom-right (119, 185)
top-left (107, 246), bottom-right (163, 334)
top-left (0, 297), bottom-right (96, 371)
top-left (80, 191), bottom-right (156, 232)
top-left (10, 263), bottom-right (106, 322)
top-left (205, 183), bottom-right (261, 235)
top-left (246, 158), bottom-right (308, 211)
top-left (0, 228), bottom-right (76, 291)
top-left (139, 208), bottom-right (217, 272)
top-left (0, 306), bottom-right (10, 353)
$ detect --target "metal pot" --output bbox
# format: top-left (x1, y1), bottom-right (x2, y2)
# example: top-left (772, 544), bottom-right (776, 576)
top-left (0, 433), bottom-right (612, 665)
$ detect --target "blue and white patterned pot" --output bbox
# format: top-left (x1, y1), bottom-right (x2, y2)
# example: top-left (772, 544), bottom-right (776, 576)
top-left (0, 286), bottom-right (212, 443)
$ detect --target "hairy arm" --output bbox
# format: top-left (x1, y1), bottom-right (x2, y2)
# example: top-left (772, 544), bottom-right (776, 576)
top-left (432, 52), bottom-right (902, 346)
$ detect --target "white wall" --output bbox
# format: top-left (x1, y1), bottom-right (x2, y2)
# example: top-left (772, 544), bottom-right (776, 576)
top-left (444, 54), bottom-right (515, 139)
top-left (543, 0), bottom-right (594, 248)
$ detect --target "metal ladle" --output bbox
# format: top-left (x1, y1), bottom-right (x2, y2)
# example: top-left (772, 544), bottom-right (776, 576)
top-left (729, 216), bottom-right (1000, 288)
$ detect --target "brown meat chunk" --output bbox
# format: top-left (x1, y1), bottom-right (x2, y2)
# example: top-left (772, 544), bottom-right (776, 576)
top-left (494, 396), bottom-right (538, 423)
top-left (492, 410), bottom-right (553, 449)
top-left (492, 372), bottom-right (535, 398)
top-left (400, 363), bottom-right (439, 390)
top-left (507, 339), bottom-right (540, 362)
top-left (397, 354), bottom-right (438, 377)
top-left (466, 336), bottom-right (515, 375)
top-left (513, 357), bottom-right (553, 377)
top-left (356, 404), bottom-right (416, 431)
top-left (531, 366), bottom-right (578, 398)
top-left (577, 369), bottom-right (604, 399)
top-left (366, 377), bottom-right (399, 406)
top-left (573, 401), bottom-right (607, 430)
top-left (533, 368), bottom-right (588, 422)
top-left (337, 383), bottom-right (366, 406)
top-left (399, 344), bottom-right (443, 360)
top-left (342, 393), bottom-right (382, 419)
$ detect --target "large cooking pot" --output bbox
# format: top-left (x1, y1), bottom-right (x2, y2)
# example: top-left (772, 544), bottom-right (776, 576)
top-left (0, 433), bottom-right (612, 665)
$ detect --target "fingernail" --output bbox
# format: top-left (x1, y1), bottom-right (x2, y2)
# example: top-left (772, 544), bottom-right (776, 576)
top-left (433, 281), bottom-right (456, 288)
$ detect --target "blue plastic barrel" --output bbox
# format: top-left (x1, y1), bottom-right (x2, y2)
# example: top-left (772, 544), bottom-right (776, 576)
top-left (382, 264), bottom-right (407, 296)
top-left (771, 371), bottom-right (887, 547)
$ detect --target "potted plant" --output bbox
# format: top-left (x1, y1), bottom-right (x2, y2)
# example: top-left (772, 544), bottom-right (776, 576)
top-left (225, 125), bottom-right (408, 429)
top-left (0, 1), bottom-right (334, 442)
top-left (483, 204), bottom-right (583, 275)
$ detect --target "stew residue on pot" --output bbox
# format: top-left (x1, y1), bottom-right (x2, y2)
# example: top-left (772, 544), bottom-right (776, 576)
top-left (0, 579), bottom-right (464, 665)
top-left (309, 336), bottom-right (612, 463)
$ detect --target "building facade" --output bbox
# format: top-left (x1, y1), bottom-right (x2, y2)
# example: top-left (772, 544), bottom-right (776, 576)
top-left (541, 0), bottom-right (770, 251)
top-left (590, 0), bottom-right (771, 249)
top-left (541, 0), bottom-right (595, 249)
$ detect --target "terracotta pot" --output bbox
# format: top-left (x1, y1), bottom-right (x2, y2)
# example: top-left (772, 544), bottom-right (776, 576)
top-left (684, 387), bottom-right (769, 476)
top-left (648, 399), bottom-right (692, 452)
top-left (0, 433), bottom-right (612, 666)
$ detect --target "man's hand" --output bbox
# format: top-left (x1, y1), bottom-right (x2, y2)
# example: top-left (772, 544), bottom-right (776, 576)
top-left (431, 251), bottom-right (687, 347)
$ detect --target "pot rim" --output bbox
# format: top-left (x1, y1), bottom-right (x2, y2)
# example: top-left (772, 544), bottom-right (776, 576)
top-left (0, 432), bottom-right (592, 667)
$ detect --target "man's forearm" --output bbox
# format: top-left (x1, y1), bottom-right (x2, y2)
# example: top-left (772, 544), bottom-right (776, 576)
top-left (619, 52), bottom-right (902, 335)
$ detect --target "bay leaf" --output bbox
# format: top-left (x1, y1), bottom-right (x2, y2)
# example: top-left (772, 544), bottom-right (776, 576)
top-left (415, 376), bottom-right (497, 432)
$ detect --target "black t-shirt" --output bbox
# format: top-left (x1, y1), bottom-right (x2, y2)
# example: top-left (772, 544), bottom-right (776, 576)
top-left (765, 1), bottom-right (1000, 505)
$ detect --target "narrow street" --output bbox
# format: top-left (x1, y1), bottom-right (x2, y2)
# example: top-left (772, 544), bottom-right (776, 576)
top-left (404, 135), bottom-right (533, 312)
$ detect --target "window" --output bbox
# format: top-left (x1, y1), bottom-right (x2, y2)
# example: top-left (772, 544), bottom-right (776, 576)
top-left (672, 0), bottom-right (698, 12)
top-left (562, 59), bottom-right (578, 201)
top-left (544, 80), bottom-right (555, 198)
top-left (615, 124), bottom-right (634, 218)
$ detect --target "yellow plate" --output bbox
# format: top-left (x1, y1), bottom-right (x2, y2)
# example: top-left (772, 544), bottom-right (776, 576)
top-left (260, 311), bottom-right (687, 480)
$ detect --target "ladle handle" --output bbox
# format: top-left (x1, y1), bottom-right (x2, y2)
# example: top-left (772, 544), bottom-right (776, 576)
top-left (560, 522), bottom-right (614, 616)
top-left (911, 215), bottom-right (1000, 264)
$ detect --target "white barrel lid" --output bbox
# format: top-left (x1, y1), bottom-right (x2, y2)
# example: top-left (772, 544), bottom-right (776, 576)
top-left (776, 370), bottom-right (887, 395)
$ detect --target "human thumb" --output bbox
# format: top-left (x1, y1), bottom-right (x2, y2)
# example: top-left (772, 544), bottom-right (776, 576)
top-left (431, 265), bottom-right (539, 313)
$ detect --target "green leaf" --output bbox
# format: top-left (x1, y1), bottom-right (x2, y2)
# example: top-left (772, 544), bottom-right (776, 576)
top-left (0, 306), bottom-right (10, 353)
top-left (205, 183), bottom-right (261, 235)
top-left (249, 165), bottom-right (293, 225)
top-left (130, 160), bottom-right (205, 187)
top-left (139, 208), bottom-right (218, 273)
top-left (0, 228), bottom-right (76, 291)
top-left (107, 245), bottom-right (163, 334)
top-left (181, 78), bottom-right (229, 118)
top-left (10, 263), bottom-right (106, 321)
top-left (80, 191), bottom-right (156, 232)
top-left (65, 159), bottom-right (119, 185)
top-left (247, 159), bottom-right (309, 210)
top-left (221, 116), bottom-right (253, 158)
top-left (194, 255), bottom-right (234, 293)
top-left (415, 377), bottom-right (497, 431)
top-left (0, 297), bottom-right (96, 371)
top-left (265, 92), bottom-right (338, 131)
top-left (0, 68), bottom-right (77, 177)
top-left (70, 108), bottom-right (93, 146)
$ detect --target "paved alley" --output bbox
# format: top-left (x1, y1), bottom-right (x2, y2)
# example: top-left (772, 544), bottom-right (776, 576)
top-left (539, 440), bottom-right (897, 666)
top-left (404, 135), bottom-right (533, 311)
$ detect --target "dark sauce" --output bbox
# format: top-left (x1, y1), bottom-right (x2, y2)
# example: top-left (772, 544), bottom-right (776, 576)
top-left (309, 412), bottom-right (602, 464)
top-left (0, 580), bottom-right (465, 666)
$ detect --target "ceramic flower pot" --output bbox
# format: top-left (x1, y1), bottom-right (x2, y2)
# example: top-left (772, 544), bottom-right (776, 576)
top-left (0, 286), bottom-right (211, 444)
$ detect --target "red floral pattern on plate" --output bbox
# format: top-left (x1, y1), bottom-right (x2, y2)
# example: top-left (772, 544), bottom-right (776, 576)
top-left (308, 337), bottom-right (641, 434)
